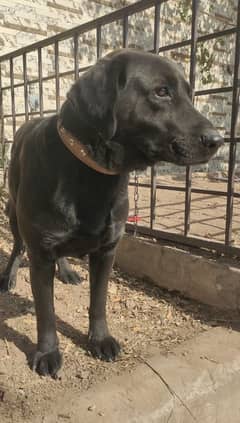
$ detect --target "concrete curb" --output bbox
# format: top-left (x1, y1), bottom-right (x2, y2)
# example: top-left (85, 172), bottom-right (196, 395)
top-left (41, 328), bottom-right (240, 423)
top-left (115, 235), bottom-right (240, 310)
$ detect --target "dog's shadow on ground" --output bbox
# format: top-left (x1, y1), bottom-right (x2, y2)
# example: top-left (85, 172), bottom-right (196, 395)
top-left (0, 291), bottom-right (34, 360)
top-left (0, 258), bottom-right (89, 368)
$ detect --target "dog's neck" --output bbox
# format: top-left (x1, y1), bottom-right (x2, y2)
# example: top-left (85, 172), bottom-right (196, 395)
top-left (58, 101), bottom-right (126, 173)
top-left (57, 120), bottom-right (119, 176)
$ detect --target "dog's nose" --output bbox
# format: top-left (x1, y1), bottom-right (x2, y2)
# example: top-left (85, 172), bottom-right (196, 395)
top-left (201, 133), bottom-right (224, 149)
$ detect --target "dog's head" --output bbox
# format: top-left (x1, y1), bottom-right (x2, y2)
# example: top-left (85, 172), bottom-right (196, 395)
top-left (60, 49), bottom-right (223, 172)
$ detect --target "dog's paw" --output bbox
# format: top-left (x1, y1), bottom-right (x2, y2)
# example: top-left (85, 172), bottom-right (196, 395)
top-left (0, 273), bottom-right (16, 292)
top-left (88, 336), bottom-right (121, 362)
top-left (58, 269), bottom-right (82, 285)
top-left (32, 349), bottom-right (62, 378)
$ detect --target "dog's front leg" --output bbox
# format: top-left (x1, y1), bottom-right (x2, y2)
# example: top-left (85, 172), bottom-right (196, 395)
top-left (88, 248), bottom-right (120, 361)
top-left (30, 257), bottom-right (62, 378)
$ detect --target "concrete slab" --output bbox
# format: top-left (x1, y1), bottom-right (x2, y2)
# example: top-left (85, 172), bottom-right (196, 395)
top-left (40, 327), bottom-right (240, 423)
top-left (116, 235), bottom-right (240, 310)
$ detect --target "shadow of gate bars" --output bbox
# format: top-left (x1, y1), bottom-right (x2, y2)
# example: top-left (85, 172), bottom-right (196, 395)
top-left (0, 0), bottom-right (239, 256)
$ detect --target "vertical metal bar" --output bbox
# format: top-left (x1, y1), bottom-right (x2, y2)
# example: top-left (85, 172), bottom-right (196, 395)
top-left (123, 15), bottom-right (129, 48)
top-left (153, 1), bottom-right (161, 54)
top-left (55, 41), bottom-right (60, 112)
top-left (73, 34), bottom-right (79, 81)
top-left (23, 53), bottom-right (29, 121)
top-left (38, 48), bottom-right (43, 117)
top-left (96, 25), bottom-right (102, 59)
top-left (150, 1), bottom-right (161, 230)
top-left (0, 63), bottom-right (3, 140)
top-left (10, 58), bottom-right (16, 136)
top-left (184, 0), bottom-right (199, 236)
top-left (225, 0), bottom-right (240, 245)
top-left (0, 62), bottom-right (4, 186)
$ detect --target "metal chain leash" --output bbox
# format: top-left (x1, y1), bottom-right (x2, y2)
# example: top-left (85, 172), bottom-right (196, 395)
top-left (134, 171), bottom-right (139, 236)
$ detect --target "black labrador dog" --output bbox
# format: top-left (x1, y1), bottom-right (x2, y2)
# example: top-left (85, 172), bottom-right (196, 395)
top-left (0, 49), bottom-right (223, 377)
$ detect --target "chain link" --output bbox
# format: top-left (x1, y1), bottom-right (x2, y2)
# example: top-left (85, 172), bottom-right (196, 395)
top-left (134, 171), bottom-right (139, 236)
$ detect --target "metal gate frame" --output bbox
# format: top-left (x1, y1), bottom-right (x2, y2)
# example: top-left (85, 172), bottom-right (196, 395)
top-left (0, 0), bottom-right (240, 256)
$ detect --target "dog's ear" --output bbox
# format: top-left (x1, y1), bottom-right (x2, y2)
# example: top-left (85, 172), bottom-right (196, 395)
top-left (63, 55), bottom-right (127, 141)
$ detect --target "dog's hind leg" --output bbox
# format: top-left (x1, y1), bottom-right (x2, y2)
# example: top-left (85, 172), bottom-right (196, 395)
top-left (56, 257), bottom-right (82, 285)
top-left (0, 201), bottom-right (25, 291)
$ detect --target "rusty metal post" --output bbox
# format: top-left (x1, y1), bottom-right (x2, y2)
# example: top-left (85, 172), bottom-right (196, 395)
top-left (10, 58), bottom-right (16, 136)
top-left (123, 15), bottom-right (129, 48)
top-left (38, 48), bottom-right (43, 117)
top-left (0, 63), bottom-right (5, 187)
top-left (184, 0), bottom-right (199, 236)
top-left (55, 41), bottom-right (60, 112)
top-left (23, 53), bottom-right (29, 121)
top-left (225, 0), bottom-right (240, 245)
top-left (150, 1), bottom-right (161, 230)
top-left (73, 34), bottom-right (79, 81)
top-left (96, 25), bottom-right (102, 59)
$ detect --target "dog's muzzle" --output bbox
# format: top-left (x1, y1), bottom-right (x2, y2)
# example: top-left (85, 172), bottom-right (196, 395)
top-left (200, 133), bottom-right (224, 150)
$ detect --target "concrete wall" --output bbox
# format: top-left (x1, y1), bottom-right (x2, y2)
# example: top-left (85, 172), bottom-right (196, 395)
top-left (116, 235), bottom-right (240, 310)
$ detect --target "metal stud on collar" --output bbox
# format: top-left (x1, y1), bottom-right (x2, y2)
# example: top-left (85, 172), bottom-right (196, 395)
top-left (57, 121), bottom-right (119, 175)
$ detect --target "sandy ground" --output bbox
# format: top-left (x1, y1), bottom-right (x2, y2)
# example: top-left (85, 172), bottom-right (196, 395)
top-left (0, 189), bottom-right (239, 422)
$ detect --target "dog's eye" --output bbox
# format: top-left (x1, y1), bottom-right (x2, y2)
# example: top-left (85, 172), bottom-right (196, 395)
top-left (155, 87), bottom-right (170, 98)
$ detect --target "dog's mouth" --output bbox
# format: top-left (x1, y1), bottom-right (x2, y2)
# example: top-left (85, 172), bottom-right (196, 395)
top-left (166, 138), bottom-right (219, 166)
top-left (169, 139), bottom-right (189, 158)
top-left (117, 128), bottom-right (215, 167)
top-left (137, 138), bottom-right (189, 166)
top-left (126, 134), bottom-right (219, 169)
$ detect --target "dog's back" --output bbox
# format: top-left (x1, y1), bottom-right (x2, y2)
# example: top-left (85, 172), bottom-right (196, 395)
top-left (9, 119), bottom-right (41, 196)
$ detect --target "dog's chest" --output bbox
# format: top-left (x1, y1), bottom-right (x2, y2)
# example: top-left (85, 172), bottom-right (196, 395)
top-left (52, 209), bottom-right (125, 258)
top-left (49, 183), bottom-right (128, 258)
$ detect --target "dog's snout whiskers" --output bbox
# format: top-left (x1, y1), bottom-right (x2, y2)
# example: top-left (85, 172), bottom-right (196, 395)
top-left (170, 140), bottom-right (187, 157)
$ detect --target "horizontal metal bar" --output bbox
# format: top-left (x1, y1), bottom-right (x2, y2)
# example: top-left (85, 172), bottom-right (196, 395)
top-left (197, 26), bottom-right (237, 42)
top-left (126, 224), bottom-right (240, 257)
top-left (3, 109), bottom-right (56, 119)
top-left (1, 139), bottom-right (13, 144)
top-left (0, 65), bottom-right (92, 91)
top-left (195, 86), bottom-right (237, 96)
top-left (1, 77), bottom-right (58, 91)
top-left (1, 81), bottom-right (24, 91)
top-left (0, 0), bottom-right (168, 62)
top-left (157, 26), bottom-right (237, 54)
top-left (128, 182), bottom-right (240, 198)
top-left (224, 137), bottom-right (240, 142)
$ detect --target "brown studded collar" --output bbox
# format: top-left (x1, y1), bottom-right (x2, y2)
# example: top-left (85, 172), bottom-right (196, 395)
top-left (57, 120), bottom-right (118, 175)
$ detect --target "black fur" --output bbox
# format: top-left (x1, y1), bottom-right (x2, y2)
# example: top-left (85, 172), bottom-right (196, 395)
top-left (0, 49), bottom-right (223, 377)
